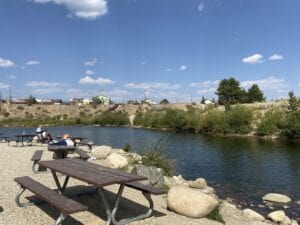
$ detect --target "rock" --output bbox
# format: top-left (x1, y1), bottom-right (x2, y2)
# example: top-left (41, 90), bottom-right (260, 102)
top-left (104, 153), bottom-right (128, 169)
top-left (262, 193), bottom-right (292, 204)
top-left (267, 210), bottom-right (291, 224)
top-left (297, 201), bottom-right (300, 206)
top-left (201, 186), bottom-right (215, 195)
top-left (167, 186), bottom-right (218, 218)
top-left (164, 175), bottom-right (187, 188)
top-left (128, 153), bottom-right (142, 161)
top-left (291, 220), bottom-right (299, 225)
top-left (91, 145), bottom-right (112, 159)
top-left (189, 178), bottom-right (207, 189)
top-left (242, 208), bottom-right (265, 221)
top-left (132, 165), bottom-right (164, 188)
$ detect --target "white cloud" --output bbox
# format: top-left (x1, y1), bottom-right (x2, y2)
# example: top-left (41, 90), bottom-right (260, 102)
top-left (26, 81), bottom-right (67, 88)
top-left (180, 65), bottom-right (187, 70)
top-left (198, 2), bottom-right (205, 11)
top-left (0, 82), bottom-right (9, 90)
top-left (0, 57), bottom-right (15, 68)
top-left (165, 68), bottom-right (172, 72)
top-left (85, 69), bottom-right (95, 75)
top-left (196, 88), bottom-right (216, 94)
top-left (124, 82), bottom-right (180, 90)
top-left (241, 76), bottom-right (288, 92)
top-left (32, 0), bottom-right (108, 20)
top-left (242, 54), bottom-right (264, 64)
top-left (104, 89), bottom-right (134, 100)
top-left (79, 76), bottom-right (115, 85)
top-left (190, 80), bottom-right (220, 88)
top-left (26, 60), bottom-right (40, 65)
top-left (84, 57), bottom-right (97, 66)
top-left (268, 54), bottom-right (284, 61)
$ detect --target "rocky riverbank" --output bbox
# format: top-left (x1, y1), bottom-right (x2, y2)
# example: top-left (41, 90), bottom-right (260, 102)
top-left (0, 142), bottom-right (298, 225)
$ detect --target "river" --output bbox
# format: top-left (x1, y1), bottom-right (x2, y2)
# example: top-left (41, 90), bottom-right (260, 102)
top-left (1, 126), bottom-right (299, 217)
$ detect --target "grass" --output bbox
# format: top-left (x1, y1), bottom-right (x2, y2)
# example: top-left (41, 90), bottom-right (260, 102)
top-left (207, 203), bottom-right (225, 224)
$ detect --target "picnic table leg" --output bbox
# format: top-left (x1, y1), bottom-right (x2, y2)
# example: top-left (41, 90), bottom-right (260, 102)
top-left (99, 184), bottom-right (154, 225)
top-left (51, 170), bottom-right (70, 193)
top-left (98, 184), bottom-right (125, 225)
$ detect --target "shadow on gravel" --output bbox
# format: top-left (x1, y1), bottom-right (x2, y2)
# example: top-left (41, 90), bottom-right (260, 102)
top-left (0, 206), bottom-right (3, 213)
top-left (26, 185), bottom-right (166, 225)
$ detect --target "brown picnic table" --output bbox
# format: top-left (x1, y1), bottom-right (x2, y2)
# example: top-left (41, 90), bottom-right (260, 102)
top-left (47, 145), bottom-right (76, 159)
top-left (15, 134), bottom-right (36, 146)
top-left (38, 158), bottom-right (156, 225)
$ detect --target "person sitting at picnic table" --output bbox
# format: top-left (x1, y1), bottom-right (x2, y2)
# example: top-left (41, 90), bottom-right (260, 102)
top-left (50, 133), bottom-right (74, 146)
top-left (35, 125), bottom-right (53, 143)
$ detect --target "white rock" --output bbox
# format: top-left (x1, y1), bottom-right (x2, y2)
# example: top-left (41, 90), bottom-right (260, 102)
top-left (291, 220), bottom-right (299, 225)
top-left (189, 178), bottom-right (207, 189)
top-left (167, 186), bottom-right (218, 218)
top-left (262, 193), bottom-right (291, 204)
top-left (92, 145), bottom-right (112, 159)
top-left (164, 175), bottom-right (187, 188)
top-left (297, 201), bottom-right (300, 206)
top-left (105, 153), bottom-right (128, 169)
top-left (267, 210), bottom-right (291, 224)
top-left (242, 208), bottom-right (265, 221)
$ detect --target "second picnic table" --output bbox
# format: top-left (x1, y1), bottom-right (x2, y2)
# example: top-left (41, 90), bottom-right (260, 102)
top-left (47, 145), bottom-right (76, 159)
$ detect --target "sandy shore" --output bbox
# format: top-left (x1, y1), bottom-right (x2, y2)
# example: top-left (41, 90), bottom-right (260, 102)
top-left (0, 142), bottom-right (277, 225)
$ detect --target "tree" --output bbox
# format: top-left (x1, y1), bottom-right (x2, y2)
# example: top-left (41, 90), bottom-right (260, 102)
top-left (92, 96), bottom-right (103, 105)
top-left (216, 77), bottom-right (242, 105)
top-left (201, 96), bottom-right (205, 104)
top-left (26, 95), bottom-right (37, 106)
top-left (247, 84), bottom-right (265, 103)
top-left (159, 99), bottom-right (169, 104)
top-left (287, 91), bottom-right (299, 112)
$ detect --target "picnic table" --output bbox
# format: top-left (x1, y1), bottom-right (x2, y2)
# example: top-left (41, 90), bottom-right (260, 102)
top-left (47, 145), bottom-right (76, 159)
top-left (15, 134), bottom-right (36, 146)
top-left (38, 158), bottom-right (153, 225)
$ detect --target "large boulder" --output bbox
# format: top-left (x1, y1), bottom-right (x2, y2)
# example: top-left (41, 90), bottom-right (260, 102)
top-left (242, 208), bottom-right (265, 221)
top-left (167, 186), bottom-right (218, 218)
top-left (267, 210), bottom-right (291, 224)
top-left (92, 145), bottom-right (112, 159)
top-left (105, 153), bottom-right (128, 169)
top-left (132, 165), bottom-right (164, 188)
top-left (262, 193), bottom-right (292, 204)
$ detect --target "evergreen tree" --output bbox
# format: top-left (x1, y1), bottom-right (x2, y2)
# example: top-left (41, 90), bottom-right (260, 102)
top-left (159, 99), bottom-right (169, 104)
top-left (216, 77), bottom-right (242, 105)
top-left (201, 96), bottom-right (205, 104)
top-left (247, 84), bottom-right (265, 103)
top-left (287, 91), bottom-right (299, 112)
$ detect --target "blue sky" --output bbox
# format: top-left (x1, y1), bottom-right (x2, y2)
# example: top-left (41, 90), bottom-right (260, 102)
top-left (0, 0), bottom-right (299, 102)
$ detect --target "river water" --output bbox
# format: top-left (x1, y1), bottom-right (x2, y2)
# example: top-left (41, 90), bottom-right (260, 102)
top-left (1, 126), bottom-right (299, 217)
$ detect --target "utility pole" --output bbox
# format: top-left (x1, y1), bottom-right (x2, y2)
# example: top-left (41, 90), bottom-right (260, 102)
top-left (8, 86), bottom-right (12, 103)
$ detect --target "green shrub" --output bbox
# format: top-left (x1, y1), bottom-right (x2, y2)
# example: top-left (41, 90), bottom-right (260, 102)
top-left (226, 105), bottom-right (253, 134)
top-left (123, 143), bottom-right (131, 152)
top-left (162, 109), bottom-right (188, 131)
top-left (207, 203), bottom-right (225, 224)
top-left (283, 111), bottom-right (300, 139)
top-left (198, 110), bottom-right (227, 134)
top-left (93, 111), bottom-right (130, 126)
top-left (139, 136), bottom-right (173, 176)
top-left (256, 110), bottom-right (285, 136)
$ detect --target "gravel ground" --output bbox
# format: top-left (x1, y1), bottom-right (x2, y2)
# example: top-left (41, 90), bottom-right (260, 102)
top-left (0, 142), bottom-right (276, 225)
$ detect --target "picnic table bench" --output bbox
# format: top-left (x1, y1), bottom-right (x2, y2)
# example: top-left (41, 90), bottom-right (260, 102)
top-left (14, 176), bottom-right (88, 225)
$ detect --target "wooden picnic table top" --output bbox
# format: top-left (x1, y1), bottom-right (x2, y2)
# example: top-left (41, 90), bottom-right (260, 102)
top-left (38, 158), bottom-right (147, 187)
top-left (15, 134), bottom-right (36, 138)
top-left (47, 145), bottom-right (76, 152)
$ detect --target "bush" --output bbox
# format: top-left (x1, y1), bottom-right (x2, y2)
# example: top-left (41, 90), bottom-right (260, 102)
top-left (123, 143), bottom-right (131, 152)
top-left (256, 110), bottom-right (285, 136)
top-left (93, 111), bottom-right (130, 126)
top-left (283, 111), bottom-right (300, 139)
top-left (198, 110), bottom-right (227, 134)
top-left (139, 136), bottom-right (173, 176)
top-left (226, 105), bottom-right (253, 134)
